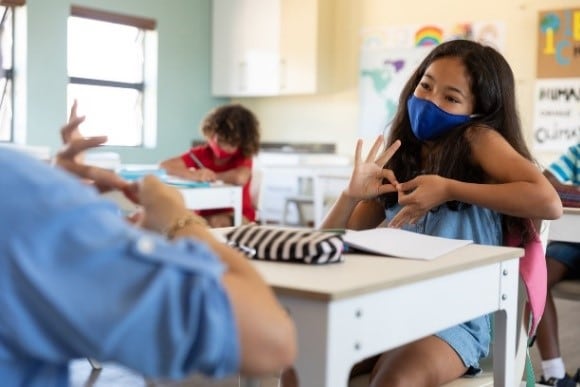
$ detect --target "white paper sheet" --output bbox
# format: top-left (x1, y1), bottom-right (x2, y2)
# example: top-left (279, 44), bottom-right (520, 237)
top-left (343, 228), bottom-right (473, 260)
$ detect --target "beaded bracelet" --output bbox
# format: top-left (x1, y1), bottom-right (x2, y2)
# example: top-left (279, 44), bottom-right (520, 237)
top-left (165, 213), bottom-right (208, 239)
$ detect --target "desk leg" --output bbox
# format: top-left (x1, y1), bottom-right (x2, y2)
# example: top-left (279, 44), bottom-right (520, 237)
top-left (313, 176), bottom-right (323, 229)
top-left (232, 186), bottom-right (242, 226)
top-left (492, 259), bottom-right (519, 387)
top-left (279, 296), bottom-right (352, 387)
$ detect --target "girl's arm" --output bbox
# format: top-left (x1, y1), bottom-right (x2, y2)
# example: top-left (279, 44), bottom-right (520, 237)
top-left (320, 193), bottom-right (385, 230)
top-left (159, 156), bottom-right (216, 182)
top-left (215, 165), bottom-right (252, 186)
top-left (447, 127), bottom-right (562, 219)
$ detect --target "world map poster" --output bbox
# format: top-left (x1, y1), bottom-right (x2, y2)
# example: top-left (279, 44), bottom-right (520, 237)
top-left (359, 47), bottom-right (430, 139)
top-left (358, 22), bottom-right (505, 139)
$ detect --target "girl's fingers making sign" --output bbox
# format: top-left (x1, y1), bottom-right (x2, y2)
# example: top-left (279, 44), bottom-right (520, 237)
top-left (388, 174), bottom-right (449, 228)
top-left (345, 136), bottom-right (401, 200)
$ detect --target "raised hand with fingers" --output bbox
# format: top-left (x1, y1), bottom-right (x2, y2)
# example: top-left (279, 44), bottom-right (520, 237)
top-left (345, 135), bottom-right (401, 201)
top-left (388, 174), bottom-right (449, 228)
top-left (54, 100), bottom-right (136, 199)
top-left (60, 99), bottom-right (85, 145)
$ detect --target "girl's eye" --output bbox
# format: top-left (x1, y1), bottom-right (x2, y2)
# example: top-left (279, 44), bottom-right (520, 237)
top-left (445, 95), bottom-right (459, 103)
top-left (419, 82), bottom-right (431, 90)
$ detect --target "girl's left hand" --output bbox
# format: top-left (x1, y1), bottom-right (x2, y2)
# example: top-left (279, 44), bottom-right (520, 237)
top-left (388, 174), bottom-right (449, 228)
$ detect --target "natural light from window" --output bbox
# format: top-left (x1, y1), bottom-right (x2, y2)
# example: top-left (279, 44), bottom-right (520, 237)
top-left (67, 16), bottom-right (147, 147)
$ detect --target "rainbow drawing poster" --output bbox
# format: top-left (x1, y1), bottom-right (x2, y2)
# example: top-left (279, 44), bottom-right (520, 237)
top-left (361, 22), bottom-right (504, 52)
top-left (415, 26), bottom-right (443, 47)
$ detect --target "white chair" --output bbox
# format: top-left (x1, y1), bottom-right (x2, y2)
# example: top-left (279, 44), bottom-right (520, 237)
top-left (281, 194), bottom-right (313, 226)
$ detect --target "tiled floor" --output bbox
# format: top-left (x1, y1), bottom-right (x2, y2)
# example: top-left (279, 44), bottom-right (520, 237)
top-left (530, 297), bottom-right (580, 379)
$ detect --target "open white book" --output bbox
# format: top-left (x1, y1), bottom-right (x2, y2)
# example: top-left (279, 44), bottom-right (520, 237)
top-left (343, 228), bottom-right (472, 260)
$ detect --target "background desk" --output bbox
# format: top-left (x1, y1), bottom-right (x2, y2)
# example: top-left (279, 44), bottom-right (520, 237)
top-left (179, 184), bottom-right (243, 226)
top-left (253, 244), bottom-right (524, 387)
top-left (549, 207), bottom-right (580, 243)
top-left (258, 165), bottom-right (352, 226)
top-left (116, 164), bottom-right (244, 227)
top-left (102, 183), bottom-right (243, 227)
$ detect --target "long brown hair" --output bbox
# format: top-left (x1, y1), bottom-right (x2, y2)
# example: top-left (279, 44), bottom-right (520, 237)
top-left (382, 40), bottom-right (535, 242)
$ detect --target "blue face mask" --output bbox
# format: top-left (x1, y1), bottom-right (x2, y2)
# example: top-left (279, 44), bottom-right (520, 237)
top-left (406, 95), bottom-right (471, 141)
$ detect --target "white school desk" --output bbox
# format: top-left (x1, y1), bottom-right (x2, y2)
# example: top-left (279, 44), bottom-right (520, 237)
top-left (179, 184), bottom-right (243, 226)
top-left (70, 242), bottom-right (523, 387)
top-left (117, 165), bottom-right (244, 226)
top-left (548, 207), bottom-right (580, 243)
top-left (101, 183), bottom-right (243, 227)
top-left (252, 244), bottom-right (524, 387)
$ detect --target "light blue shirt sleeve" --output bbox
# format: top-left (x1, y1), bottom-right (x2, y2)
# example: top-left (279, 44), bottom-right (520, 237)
top-left (546, 144), bottom-right (580, 185)
top-left (0, 149), bottom-right (240, 385)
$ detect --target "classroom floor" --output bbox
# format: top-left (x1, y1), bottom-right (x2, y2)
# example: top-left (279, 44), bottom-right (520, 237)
top-left (69, 298), bottom-right (579, 387)
top-left (69, 361), bottom-right (278, 387)
top-left (530, 297), bottom-right (580, 380)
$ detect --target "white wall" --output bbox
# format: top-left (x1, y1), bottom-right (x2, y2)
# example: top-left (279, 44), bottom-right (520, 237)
top-left (235, 0), bottom-right (578, 167)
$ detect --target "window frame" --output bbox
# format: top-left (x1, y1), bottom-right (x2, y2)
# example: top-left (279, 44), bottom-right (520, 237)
top-left (67, 5), bottom-right (157, 148)
top-left (0, 0), bottom-right (24, 143)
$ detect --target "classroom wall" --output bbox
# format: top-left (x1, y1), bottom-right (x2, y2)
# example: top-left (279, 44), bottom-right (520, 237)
top-left (235, 0), bottom-right (579, 166)
top-left (22, 0), bottom-right (577, 165)
top-left (25, 0), bottom-right (225, 163)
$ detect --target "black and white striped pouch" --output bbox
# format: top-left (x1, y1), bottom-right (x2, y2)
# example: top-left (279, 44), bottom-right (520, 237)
top-left (225, 225), bottom-right (344, 264)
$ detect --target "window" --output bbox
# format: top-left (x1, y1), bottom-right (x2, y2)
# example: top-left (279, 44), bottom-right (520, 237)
top-left (0, 1), bottom-right (22, 142)
top-left (67, 6), bottom-right (157, 147)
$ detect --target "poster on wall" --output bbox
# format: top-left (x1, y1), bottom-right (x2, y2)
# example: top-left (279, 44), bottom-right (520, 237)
top-left (359, 22), bottom-right (505, 139)
top-left (537, 8), bottom-right (580, 79)
top-left (533, 8), bottom-right (580, 151)
top-left (533, 78), bottom-right (580, 151)
top-left (359, 47), bottom-right (431, 139)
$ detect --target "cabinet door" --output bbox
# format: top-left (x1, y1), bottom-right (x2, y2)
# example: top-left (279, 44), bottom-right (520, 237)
top-left (212, 0), bottom-right (281, 96)
top-left (212, 0), bottom-right (244, 95)
top-left (279, 0), bottom-right (317, 94)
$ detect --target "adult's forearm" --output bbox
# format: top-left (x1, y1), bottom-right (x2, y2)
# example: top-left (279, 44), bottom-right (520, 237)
top-left (172, 222), bottom-right (297, 374)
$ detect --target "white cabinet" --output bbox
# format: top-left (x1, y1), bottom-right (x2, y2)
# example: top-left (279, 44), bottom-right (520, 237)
top-left (211, 0), bottom-right (331, 96)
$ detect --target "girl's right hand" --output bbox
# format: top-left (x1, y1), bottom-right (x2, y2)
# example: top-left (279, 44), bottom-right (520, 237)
top-left (189, 168), bottom-right (217, 182)
top-left (344, 136), bottom-right (401, 200)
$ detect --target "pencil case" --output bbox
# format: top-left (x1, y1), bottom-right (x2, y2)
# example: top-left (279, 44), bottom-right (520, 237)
top-left (224, 225), bottom-right (344, 264)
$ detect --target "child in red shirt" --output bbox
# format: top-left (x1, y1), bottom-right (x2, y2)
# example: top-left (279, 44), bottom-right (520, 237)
top-left (160, 104), bottom-right (260, 227)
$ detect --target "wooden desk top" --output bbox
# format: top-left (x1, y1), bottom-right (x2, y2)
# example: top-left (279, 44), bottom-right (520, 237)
top-left (252, 244), bottom-right (523, 301)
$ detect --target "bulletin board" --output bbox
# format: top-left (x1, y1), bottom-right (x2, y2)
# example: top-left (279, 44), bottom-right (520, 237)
top-left (537, 8), bottom-right (580, 79)
top-left (533, 8), bottom-right (580, 151)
